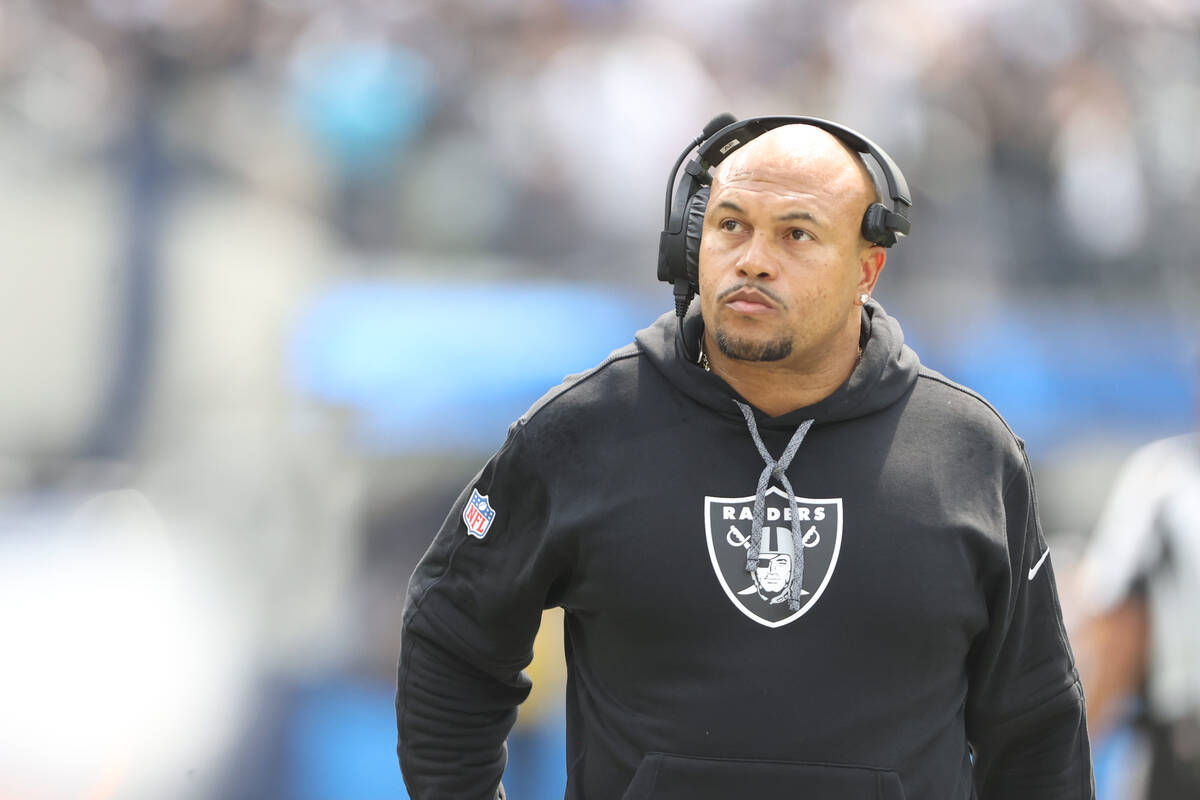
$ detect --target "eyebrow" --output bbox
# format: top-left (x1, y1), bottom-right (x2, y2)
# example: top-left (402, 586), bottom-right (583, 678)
top-left (713, 200), bottom-right (822, 226)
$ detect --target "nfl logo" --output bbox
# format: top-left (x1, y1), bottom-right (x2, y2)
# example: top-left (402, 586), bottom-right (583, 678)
top-left (463, 488), bottom-right (496, 539)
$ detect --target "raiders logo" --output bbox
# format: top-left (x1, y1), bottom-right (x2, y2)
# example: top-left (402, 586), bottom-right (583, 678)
top-left (704, 487), bottom-right (843, 628)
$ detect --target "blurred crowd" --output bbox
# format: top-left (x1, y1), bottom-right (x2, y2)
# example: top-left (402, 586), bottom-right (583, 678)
top-left (0, 0), bottom-right (1198, 798)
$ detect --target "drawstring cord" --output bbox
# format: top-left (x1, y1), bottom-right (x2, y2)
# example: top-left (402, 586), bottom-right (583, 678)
top-left (733, 400), bottom-right (814, 611)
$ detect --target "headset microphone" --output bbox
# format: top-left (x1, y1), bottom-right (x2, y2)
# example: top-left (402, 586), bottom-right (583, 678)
top-left (701, 112), bottom-right (738, 139)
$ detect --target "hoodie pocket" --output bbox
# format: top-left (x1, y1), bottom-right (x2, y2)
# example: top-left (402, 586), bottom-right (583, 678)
top-left (620, 752), bottom-right (906, 800)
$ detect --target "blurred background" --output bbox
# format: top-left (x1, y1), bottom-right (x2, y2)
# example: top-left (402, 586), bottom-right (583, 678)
top-left (0, 0), bottom-right (1197, 798)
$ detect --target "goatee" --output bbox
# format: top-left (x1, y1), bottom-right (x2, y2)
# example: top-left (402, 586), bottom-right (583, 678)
top-left (714, 330), bottom-right (793, 362)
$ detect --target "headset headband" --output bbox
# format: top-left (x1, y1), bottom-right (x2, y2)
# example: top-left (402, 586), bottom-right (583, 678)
top-left (694, 116), bottom-right (912, 211)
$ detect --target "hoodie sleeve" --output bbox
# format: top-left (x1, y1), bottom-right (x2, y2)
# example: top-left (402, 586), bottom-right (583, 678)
top-left (966, 450), bottom-right (1095, 799)
top-left (396, 423), bottom-right (567, 800)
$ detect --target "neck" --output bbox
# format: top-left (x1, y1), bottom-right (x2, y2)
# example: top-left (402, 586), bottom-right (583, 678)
top-left (703, 325), bottom-right (862, 418)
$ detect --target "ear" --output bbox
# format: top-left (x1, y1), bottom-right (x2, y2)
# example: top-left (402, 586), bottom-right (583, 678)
top-left (856, 246), bottom-right (886, 303)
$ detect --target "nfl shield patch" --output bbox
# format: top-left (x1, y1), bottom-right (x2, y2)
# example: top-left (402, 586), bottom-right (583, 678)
top-left (463, 488), bottom-right (496, 539)
top-left (705, 487), bottom-right (843, 628)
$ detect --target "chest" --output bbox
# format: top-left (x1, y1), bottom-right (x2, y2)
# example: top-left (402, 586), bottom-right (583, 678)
top-left (563, 430), bottom-right (994, 652)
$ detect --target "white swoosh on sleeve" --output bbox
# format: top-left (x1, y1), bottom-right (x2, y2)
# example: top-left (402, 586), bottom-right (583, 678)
top-left (1028, 548), bottom-right (1050, 581)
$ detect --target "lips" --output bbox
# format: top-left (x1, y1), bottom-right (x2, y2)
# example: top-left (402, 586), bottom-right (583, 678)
top-left (722, 287), bottom-right (779, 314)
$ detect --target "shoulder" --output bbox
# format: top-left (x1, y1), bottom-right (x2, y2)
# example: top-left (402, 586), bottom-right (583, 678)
top-left (1098, 431), bottom-right (1200, 508)
top-left (1120, 432), bottom-right (1199, 476)
top-left (914, 366), bottom-right (1023, 440)
top-left (518, 343), bottom-right (644, 427)
top-left (898, 365), bottom-right (1030, 485)
top-left (503, 342), bottom-right (670, 456)
top-left (501, 342), bottom-right (681, 480)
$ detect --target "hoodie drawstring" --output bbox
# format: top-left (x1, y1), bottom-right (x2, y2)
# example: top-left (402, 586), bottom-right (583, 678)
top-left (733, 400), bottom-right (814, 611)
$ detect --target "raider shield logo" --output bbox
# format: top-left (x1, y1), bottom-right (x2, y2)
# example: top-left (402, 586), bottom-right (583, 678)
top-left (705, 487), bottom-right (843, 628)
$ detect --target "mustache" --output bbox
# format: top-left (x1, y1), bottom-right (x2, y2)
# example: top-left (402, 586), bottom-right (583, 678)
top-left (715, 282), bottom-right (788, 309)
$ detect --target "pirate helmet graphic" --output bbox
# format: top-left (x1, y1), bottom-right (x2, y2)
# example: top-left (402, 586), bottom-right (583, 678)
top-left (752, 527), bottom-right (796, 604)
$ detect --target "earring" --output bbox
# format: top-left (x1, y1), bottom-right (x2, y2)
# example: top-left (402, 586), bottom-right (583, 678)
top-left (859, 293), bottom-right (870, 305)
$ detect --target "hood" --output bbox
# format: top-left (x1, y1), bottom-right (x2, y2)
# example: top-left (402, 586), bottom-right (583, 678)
top-left (634, 298), bottom-right (921, 430)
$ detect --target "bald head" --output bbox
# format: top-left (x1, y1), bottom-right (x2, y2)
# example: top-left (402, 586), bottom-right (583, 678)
top-left (694, 121), bottom-right (890, 404)
top-left (711, 125), bottom-right (878, 241)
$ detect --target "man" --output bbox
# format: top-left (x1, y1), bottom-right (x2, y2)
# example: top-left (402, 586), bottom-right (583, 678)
top-left (396, 119), bottom-right (1093, 798)
top-left (1073, 425), bottom-right (1200, 798)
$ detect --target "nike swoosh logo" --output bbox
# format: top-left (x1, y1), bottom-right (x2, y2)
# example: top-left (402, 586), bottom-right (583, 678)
top-left (1028, 548), bottom-right (1050, 581)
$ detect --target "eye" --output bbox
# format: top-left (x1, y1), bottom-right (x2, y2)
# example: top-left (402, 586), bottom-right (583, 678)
top-left (788, 228), bottom-right (811, 241)
top-left (719, 218), bottom-right (742, 233)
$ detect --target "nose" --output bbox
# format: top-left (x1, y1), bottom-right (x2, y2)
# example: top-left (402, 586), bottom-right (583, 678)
top-left (734, 231), bottom-right (778, 280)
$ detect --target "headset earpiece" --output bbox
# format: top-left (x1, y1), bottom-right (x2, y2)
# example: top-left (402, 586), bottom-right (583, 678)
top-left (861, 203), bottom-right (892, 247)
top-left (684, 185), bottom-right (710, 293)
top-left (861, 202), bottom-right (911, 247)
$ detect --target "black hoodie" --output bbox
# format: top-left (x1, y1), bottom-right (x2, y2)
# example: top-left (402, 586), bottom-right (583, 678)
top-left (397, 301), bottom-right (1094, 799)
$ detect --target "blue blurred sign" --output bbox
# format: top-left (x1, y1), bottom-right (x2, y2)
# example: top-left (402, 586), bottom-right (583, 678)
top-left (292, 282), bottom-right (1195, 458)
top-left (290, 280), bottom-right (660, 454)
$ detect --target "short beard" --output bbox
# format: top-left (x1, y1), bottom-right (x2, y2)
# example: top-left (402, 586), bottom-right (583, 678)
top-left (714, 330), bottom-right (793, 362)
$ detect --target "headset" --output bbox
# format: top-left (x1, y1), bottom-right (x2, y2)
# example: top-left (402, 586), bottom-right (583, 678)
top-left (657, 114), bottom-right (913, 322)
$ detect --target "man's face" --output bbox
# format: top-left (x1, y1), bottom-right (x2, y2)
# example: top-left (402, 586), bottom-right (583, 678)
top-left (755, 553), bottom-right (792, 594)
top-left (697, 128), bottom-right (880, 367)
